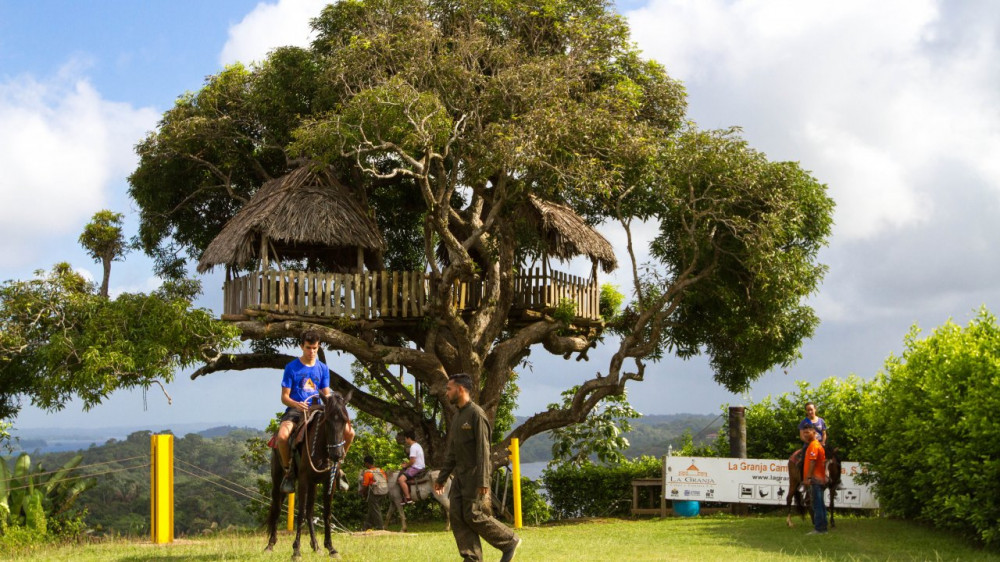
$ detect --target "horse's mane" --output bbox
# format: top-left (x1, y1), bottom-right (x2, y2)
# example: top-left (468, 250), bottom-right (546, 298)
top-left (324, 390), bottom-right (350, 421)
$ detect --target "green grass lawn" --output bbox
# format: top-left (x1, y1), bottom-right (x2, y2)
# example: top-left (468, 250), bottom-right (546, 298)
top-left (4, 514), bottom-right (996, 561)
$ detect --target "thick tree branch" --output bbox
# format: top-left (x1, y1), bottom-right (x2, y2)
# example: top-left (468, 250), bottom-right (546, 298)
top-left (189, 352), bottom-right (293, 379)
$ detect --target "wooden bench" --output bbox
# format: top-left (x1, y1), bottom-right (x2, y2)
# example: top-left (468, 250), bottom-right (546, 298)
top-left (631, 478), bottom-right (667, 516)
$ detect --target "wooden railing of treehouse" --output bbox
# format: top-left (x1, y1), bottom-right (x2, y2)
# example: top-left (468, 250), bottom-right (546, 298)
top-left (222, 267), bottom-right (601, 322)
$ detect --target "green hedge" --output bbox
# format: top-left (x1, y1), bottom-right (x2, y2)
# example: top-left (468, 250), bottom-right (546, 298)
top-left (542, 456), bottom-right (661, 519)
top-left (855, 309), bottom-right (1000, 547)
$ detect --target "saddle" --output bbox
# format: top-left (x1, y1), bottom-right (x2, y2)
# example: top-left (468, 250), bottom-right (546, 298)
top-left (266, 407), bottom-right (324, 450)
top-left (405, 468), bottom-right (430, 485)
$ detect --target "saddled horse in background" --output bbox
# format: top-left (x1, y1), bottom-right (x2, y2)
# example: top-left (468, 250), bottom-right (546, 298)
top-left (786, 446), bottom-right (842, 528)
top-left (265, 391), bottom-right (352, 559)
top-left (384, 469), bottom-right (452, 532)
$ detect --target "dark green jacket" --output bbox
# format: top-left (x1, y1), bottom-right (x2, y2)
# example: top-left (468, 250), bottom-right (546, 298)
top-left (437, 400), bottom-right (491, 492)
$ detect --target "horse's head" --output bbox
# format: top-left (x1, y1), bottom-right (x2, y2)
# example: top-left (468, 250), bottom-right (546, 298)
top-left (323, 390), bottom-right (352, 462)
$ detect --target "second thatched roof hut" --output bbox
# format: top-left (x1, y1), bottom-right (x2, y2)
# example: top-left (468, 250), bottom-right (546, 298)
top-left (526, 195), bottom-right (617, 274)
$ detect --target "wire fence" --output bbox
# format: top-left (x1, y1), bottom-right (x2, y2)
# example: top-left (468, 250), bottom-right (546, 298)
top-left (0, 455), bottom-right (149, 493)
top-left (3, 445), bottom-right (369, 534)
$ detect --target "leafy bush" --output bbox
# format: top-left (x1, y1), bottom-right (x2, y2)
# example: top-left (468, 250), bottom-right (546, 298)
top-left (855, 309), bottom-right (1000, 546)
top-left (543, 456), bottom-right (660, 519)
top-left (518, 477), bottom-right (551, 526)
top-left (0, 452), bottom-right (94, 543)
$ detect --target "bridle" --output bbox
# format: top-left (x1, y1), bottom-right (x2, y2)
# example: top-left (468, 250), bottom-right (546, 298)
top-left (301, 394), bottom-right (347, 476)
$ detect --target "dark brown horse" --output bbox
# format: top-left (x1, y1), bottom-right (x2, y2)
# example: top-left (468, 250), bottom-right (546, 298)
top-left (265, 391), bottom-right (351, 559)
top-left (786, 446), bottom-right (842, 528)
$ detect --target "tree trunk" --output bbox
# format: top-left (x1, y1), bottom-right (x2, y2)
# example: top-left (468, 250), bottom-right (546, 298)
top-left (100, 256), bottom-right (112, 298)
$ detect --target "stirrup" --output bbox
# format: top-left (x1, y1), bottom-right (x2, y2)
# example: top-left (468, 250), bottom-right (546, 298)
top-left (281, 467), bottom-right (295, 494)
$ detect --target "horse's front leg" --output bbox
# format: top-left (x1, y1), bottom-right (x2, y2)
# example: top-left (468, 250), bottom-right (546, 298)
top-left (829, 488), bottom-right (836, 528)
top-left (307, 482), bottom-right (319, 552)
top-left (292, 479), bottom-right (304, 559)
top-left (266, 454), bottom-right (283, 551)
top-left (323, 479), bottom-right (338, 557)
top-left (806, 487), bottom-right (815, 526)
top-left (398, 496), bottom-right (408, 533)
top-left (436, 483), bottom-right (452, 532)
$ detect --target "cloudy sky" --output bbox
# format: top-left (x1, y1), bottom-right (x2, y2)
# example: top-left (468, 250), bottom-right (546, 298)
top-left (2, 0), bottom-right (997, 432)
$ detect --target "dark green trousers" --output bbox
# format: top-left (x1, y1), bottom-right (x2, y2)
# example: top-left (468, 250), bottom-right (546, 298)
top-left (364, 492), bottom-right (385, 530)
top-left (447, 480), bottom-right (517, 561)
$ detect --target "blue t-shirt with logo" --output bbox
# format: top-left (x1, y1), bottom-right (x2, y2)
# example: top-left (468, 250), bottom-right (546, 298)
top-left (281, 359), bottom-right (330, 411)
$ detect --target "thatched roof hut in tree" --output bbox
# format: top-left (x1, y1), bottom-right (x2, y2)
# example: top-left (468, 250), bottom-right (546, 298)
top-left (525, 194), bottom-right (617, 277)
top-left (197, 166), bottom-right (385, 275)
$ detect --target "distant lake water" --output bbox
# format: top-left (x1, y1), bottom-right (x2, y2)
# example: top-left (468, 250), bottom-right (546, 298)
top-left (518, 460), bottom-right (547, 481)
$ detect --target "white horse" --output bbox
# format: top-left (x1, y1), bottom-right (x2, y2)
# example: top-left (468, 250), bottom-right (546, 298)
top-left (384, 469), bottom-right (452, 532)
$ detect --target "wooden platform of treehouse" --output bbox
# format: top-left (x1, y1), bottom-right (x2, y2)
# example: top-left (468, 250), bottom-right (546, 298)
top-left (220, 268), bottom-right (602, 325)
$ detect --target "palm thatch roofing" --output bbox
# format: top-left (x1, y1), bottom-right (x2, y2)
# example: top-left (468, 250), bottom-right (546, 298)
top-left (527, 195), bottom-right (617, 273)
top-left (197, 166), bottom-right (385, 273)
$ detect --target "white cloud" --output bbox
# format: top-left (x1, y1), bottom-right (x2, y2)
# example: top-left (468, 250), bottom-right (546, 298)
top-left (0, 65), bottom-right (159, 266)
top-left (219, 0), bottom-right (330, 66)
top-left (627, 0), bottom-right (1000, 241)
top-left (108, 275), bottom-right (164, 299)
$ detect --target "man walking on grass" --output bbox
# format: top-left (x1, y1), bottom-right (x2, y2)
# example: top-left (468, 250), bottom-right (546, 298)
top-left (434, 373), bottom-right (521, 561)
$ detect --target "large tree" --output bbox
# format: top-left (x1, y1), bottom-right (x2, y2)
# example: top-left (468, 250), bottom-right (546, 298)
top-left (129, 0), bottom-right (834, 466)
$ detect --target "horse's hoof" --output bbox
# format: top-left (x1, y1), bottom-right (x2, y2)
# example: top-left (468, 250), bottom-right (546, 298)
top-left (264, 545), bottom-right (274, 552)
top-left (329, 551), bottom-right (340, 559)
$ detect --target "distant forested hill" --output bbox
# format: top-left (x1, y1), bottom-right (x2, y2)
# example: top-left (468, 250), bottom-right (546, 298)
top-left (516, 413), bottom-right (723, 463)
top-left (9, 427), bottom-right (267, 536)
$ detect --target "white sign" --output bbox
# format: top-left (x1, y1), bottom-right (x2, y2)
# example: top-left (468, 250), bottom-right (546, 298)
top-left (664, 456), bottom-right (878, 509)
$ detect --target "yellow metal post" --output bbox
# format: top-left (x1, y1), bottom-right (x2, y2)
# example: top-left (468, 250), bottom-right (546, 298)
top-left (150, 434), bottom-right (174, 544)
top-left (287, 492), bottom-right (295, 531)
top-left (509, 438), bottom-right (522, 529)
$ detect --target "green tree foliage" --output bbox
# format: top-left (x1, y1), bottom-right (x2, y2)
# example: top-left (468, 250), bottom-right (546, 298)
top-left (599, 283), bottom-right (625, 322)
top-left (128, 0), bottom-right (834, 464)
top-left (548, 390), bottom-right (639, 465)
top-left (855, 309), bottom-right (1000, 546)
top-left (77, 210), bottom-right (128, 298)
top-left (0, 264), bottom-right (239, 423)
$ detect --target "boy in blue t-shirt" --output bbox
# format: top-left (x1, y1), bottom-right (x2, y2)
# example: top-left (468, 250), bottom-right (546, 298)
top-left (275, 330), bottom-right (353, 493)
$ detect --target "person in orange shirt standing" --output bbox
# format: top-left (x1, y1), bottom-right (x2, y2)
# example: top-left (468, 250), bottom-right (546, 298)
top-left (802, 422), bottom-right (828, 534)
top-left (359, 455), bottom-right (389, 530)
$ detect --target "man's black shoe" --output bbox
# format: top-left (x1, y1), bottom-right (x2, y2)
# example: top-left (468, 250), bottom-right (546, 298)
top-left (499, 537), bottom-right (521, 562)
